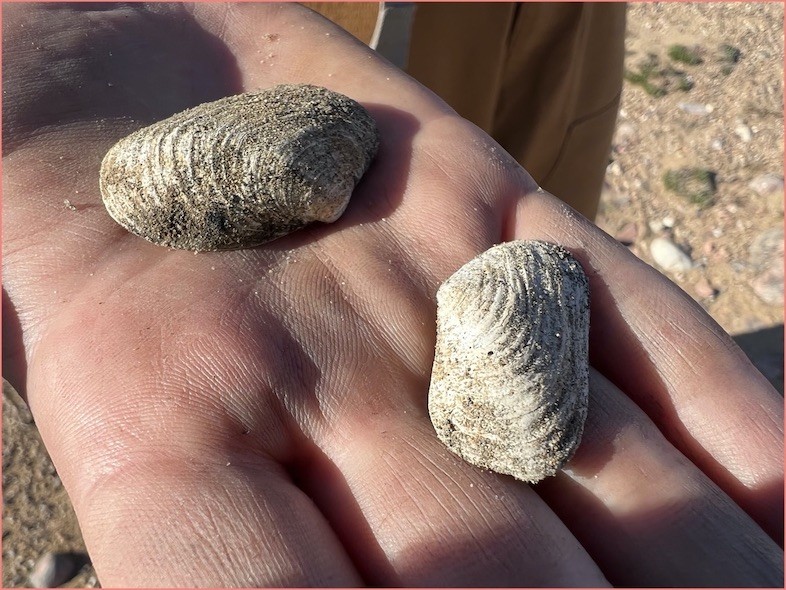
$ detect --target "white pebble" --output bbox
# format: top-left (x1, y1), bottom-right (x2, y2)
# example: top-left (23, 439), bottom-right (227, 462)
top-left (678, 102), bottom-right (713, 116)
top-left (749, 173), bottom-right (784, 196)
top-left (734, 123), bottom-right (754, 142)
top-left (751, 262), bottom-right (784, 305)
top-left (650, 237), bottom-right (693, 272)
top-left (694, 277), bottom-right (718, 299)
top-left (614, 122), bottom-right (636, 145)
top-left (662, 215), bottom-right (676, 228)
top-left (606, 161), bottom-right (622, 176)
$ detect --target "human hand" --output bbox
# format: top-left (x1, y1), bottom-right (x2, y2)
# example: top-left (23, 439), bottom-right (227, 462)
top-left (3, 3), bottom-right (782, 586)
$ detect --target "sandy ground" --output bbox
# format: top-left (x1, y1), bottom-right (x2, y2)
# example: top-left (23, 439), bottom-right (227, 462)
top-left (3, 3), bottom-right (783, 587)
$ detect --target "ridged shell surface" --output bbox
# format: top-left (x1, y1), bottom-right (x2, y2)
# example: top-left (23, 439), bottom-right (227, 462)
top-left (100, 84), bottom-right (379, 250)
top-left (428, 240), bottom-right (590, 483)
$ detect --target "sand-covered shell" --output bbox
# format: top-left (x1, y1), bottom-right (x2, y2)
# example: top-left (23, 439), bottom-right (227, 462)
top-left (428, 240), bottom-right (590, 483)
top-left (100, 84), bottom-right (379, 250)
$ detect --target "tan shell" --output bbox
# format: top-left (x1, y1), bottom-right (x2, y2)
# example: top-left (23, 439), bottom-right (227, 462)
top-left (428, 240), bottom-right (590, 483)
top-left (100, 84), bottom-right (379, 250)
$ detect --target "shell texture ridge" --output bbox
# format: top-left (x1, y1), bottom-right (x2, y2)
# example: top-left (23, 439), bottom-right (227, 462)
top-left (100, 84), bottom-right (380, 250)
top-left (428, 240), bottom-right (590, 483)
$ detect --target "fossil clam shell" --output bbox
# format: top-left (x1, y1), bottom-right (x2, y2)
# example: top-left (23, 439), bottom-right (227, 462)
top-left (428, 240), bottom-right (590, 483)
top-left (100, 84), bottom-right (379, 250)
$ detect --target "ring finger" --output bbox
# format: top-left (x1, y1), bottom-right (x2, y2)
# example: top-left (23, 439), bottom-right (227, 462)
top-left (537, 368), bottom-right (784, 587)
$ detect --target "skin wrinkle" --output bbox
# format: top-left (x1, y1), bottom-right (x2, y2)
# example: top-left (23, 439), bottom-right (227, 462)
top-left (418, 128), bottom-right (523, 221)
top-left (452, 485), bottom-right (551, 583)
top-left (374, 461), bottom-right (490, 574)
top-left (155, 344), bottom-right (254, 430)
top-left (758, 406), bottom-right (784, 443)
top-left (194, 499), bottom-right (240, 574)
top-left (199, 495), bottom-right (279, 584)
top-left (310, 246), bottom-right (397, 332)
top-left (631, 299), bottom-right (721, 388)
top-left (85, 458), bottom-right (358, 586)
top-left (227, 492), bottom-right (291, 579)
top-left (661, 359), bottom-right (781, 487)
top-left (37, 293), bottom-right (298, 496)
top-left (261, 247), bottom-right (428, 431)
top-left (262, 267), bottom-right (360, 427)
top-left (39, 247), bottom-right (168, 340)
top-left (309, 240), bottom-right (432, 380)
top-left (2, 202), bottom-right (89, 270)
top-left (372, 428), bottom-right (574, 582)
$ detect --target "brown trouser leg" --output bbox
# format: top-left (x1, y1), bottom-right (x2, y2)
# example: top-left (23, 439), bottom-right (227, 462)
top-left (303, 3), bottom-right (627, 220)
top-left (408, 3), bottom-right (627, 220)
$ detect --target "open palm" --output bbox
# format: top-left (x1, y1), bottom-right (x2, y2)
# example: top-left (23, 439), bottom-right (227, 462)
top-left (3, 4), bottom-right (782, 587)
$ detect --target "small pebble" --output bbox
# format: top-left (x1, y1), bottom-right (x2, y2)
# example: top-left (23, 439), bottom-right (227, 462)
top-left (678, 102), bottom-right (713, 115)
top-left (734, 123), bottom-right (754, 142)
top-left (694, 276), bottom-right (718, 299)
top-left (648, 219), bottom-right (665, 233)
top-left (601, 182), bottom-right (630, 207)
top-left (607, 161), bottom-right (622, 176)
top-left (748, 227), bottom-right (784, 270)
top-left (615, 221), bottom-right (639, 245)
top-left (613, 122), bottom-right (636, 151)
top-left (28, 552), bottom-right (82, 588)
top-left (730, 261), bottom-right (746, 273)
top-left (749, 173), bottom-right (784, 196)
top-left (662, 214), bottom-right (676, 228)
top-left (650, 236), bottom-right (693, 272)
top-left (751, 262), bottom-right (784, 305)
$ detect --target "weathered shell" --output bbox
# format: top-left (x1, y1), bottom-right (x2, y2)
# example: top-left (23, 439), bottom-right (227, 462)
top-left (100, 84), bottom-right (379, 250)
top-left (428, 240), bottom-right (590, 483)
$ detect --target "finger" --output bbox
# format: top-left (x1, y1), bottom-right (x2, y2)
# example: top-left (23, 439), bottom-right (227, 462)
top-left (75, 457), bottom-right (363, 587)
top-left (512, 189), bottom-right (784, 543)
top-left (317, 414), bottom-right (609, 587)
top-left (25, 281), bottom-right (368, 587)
top-left (537, 369), bottom-right (783, 586)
